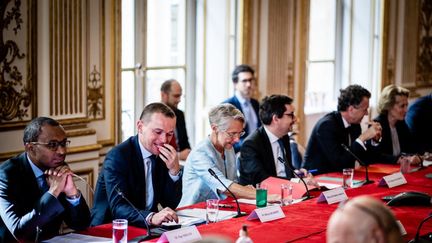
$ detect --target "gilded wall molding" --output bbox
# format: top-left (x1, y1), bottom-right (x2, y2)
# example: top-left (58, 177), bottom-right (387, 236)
top-left (0, 0), bottom-right (36, 129)
top-left (87, 65), bottom-right (104, 119)
top-left (416, 0), bottom-right (432, 87)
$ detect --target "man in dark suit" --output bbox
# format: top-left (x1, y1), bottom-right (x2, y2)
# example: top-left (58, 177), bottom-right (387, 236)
top-left (161, 79), bottom-right (191, 161)
top-left (239, 95), bottom-right (307, 186)
top-left (223, 64), bottom-right (261, 152)
top-left (91, 103), bottom-right (182, 227)
top-left (0, 117), bottom-right (90, 242)
top-left (303, 85), bottom-right (382, 174)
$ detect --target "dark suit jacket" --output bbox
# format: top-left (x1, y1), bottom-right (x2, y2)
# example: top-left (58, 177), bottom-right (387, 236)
top-left (368, 114), bottom-right (416, 163)
top-left (0, 153), bottom-right (90, 242)
top-left (405, 93), bottom-right (432, 153)
top-left (173, 108), bottom-right (191, 152)
top-left (223, 96), bottom-right (261, 152)
top-left (91, 135), bottom-right (182, 227)
top-left (303, 111), bottom-right (369, 174)
top-left (238, 126), bottom-right (294, 185)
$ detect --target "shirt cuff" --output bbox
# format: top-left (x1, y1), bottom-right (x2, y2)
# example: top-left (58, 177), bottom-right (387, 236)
top-left (168, 169), bottom-right (182, 182)
top-left (65, 195), bottom-right (81, 206)
top-left (355, 138), bottom-right (367, 150)
top-left (146, 212), bottom-right (155, 225)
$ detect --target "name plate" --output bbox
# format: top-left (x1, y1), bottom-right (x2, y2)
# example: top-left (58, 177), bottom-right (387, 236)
top-left (379, 172), bottom-right (407, 188)
top-left (157, 225), bottom-right (201, 243)
top-left (247, 205), bottom-right (285, 222)
top-left (317, 187), bottom-right (348, 204)
top-left (290, 178), bottom-right (301, 183)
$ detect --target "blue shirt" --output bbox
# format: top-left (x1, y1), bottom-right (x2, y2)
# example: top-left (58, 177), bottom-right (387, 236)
top-left (178, 137), bottom-right (238, 207)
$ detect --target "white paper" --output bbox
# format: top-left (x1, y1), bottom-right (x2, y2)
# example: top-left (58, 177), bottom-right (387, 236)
top-left (382, 172), bottom-right (407, 188)
top-left (318, 182), bottom-right (341, 189)
top-left (43, 233), bottom-right (111, 243)
top-left (176, 208), bottom-right (237, 221)
top-left (162, 215), bottom-right (205, 227)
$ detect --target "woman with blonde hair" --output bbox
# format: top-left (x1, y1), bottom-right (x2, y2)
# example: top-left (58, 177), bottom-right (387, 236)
top-left (369, 85), bottom-right (421, 164)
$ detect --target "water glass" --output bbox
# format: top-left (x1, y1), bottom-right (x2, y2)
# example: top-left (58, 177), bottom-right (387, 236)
top-left (206, 199), bottom-right (219, 224)
top-left (112, 219), bottom-right (128, 243)
top-left (281, 184), bottom-right (293, 206)
top-left (256, 183), bottom-right (268, 208)
top-left (342, 168), bottom-right (354, 189)
top-left (400, 157), bottom-right (411, 174)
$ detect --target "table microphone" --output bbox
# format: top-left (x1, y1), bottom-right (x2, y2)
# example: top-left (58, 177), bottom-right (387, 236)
top-left (207, 168), bottom-right (246, 218)
top-left (114, 184), bottom-right (160, 241)
top-left (409, 214), bottom-right (432, 243)
top-left (341, 144), bottom-right (374, 186)
top-left (277, 157), bottom-right (312, 200)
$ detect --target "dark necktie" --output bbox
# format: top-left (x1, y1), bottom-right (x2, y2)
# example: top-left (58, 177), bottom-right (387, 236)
top-left (38, 174), bottom-right (49, 193)
top-left (277, 139), bottom-right (293, 179)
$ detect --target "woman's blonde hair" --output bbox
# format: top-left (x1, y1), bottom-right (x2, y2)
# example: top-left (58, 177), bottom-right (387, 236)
top-left (377, 84), bottom-right (409, 115)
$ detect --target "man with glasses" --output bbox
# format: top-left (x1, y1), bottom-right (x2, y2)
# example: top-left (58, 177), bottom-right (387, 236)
top-left (0, 117), bottom-right (90, 242)
top-left (238, 95), bottom-right (312, 186)
top-left (223, 64), bottom-right (261, 152)
top-left (303, 84), bottom-right (382, 174)
top-left (91, 103), bottom-right (182, 227)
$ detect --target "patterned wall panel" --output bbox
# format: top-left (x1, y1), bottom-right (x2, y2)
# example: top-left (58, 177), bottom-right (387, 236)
top-left (0, 0), bottom-right (37, 129)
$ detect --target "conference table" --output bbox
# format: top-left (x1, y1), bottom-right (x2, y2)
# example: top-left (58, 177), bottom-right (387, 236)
top-left (81, 164), bottom-right (432, 242)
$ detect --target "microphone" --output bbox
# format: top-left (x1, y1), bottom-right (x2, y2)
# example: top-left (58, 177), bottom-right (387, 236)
top-left (113, 184), bottom-right (160, 241)
top-left (408, 213), bottom-right (432, 243)
top-left (341, 144), bottom-right (374, 186)
top-left (208, 168), bottom-right (246, 218)
top-left (277, 157), bottom-right (312, 200)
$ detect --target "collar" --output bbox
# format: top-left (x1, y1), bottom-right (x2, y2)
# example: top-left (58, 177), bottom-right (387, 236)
top-left (341, 116), bottom-right (350, 129)
top-left (235, 91), bottom-right (250, 104)
top-left (138, 136), bottom-right (153, 159)
top-left (263, 126), bottom-right (279, 144)
top-left (26, 153), bottom-right (44, 178)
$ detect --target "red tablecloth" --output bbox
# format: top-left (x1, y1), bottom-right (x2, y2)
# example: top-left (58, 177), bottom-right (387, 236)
top-left (81, 164), bottom-right (432, 242)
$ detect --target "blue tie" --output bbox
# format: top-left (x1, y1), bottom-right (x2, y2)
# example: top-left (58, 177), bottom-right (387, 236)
top-left (38, 175), bottom-right (49, 192)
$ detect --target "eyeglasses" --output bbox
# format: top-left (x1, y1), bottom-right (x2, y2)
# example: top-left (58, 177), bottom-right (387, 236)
top-left (29, 140), bottom-right (71, 151)
top-left (240, 78), bottom-right (255, 83)
top-left (223, 130), bottom-right (246, 139)
top-left (283, 112), bottom-right (295, 119)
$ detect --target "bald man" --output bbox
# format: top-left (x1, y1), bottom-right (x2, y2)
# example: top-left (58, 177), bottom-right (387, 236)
top-left (327, 196), bottom-right (403, 243)
top-left (161, 79), bottom-right (191, 160)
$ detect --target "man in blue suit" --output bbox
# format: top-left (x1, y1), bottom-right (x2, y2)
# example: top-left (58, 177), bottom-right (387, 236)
top-left (91, 103), bottom-right (182, 227)
top-left (223, 64), bottom-right (261, 152)
top-left (0, 117), bottom-right (90, 242)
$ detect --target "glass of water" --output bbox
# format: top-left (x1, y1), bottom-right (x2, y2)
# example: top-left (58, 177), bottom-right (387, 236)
top-left (206, 199), bottom-right (219, 224)
top-left (342, 168), bottom-right (354, 189)
top-left (112, 219), bottom-right (128, 243)
top-left (281, 184), bottom-right (293, 206)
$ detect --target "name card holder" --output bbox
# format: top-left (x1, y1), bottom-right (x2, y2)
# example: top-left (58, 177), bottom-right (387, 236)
top-left (317, 187), bottom-right (348, 204)
top-left (379, 172), bottom-right (407, 188)
top-left (157, 225), bottom-right (202, 243)
top-left (247, 205), bottom-right (286, 222)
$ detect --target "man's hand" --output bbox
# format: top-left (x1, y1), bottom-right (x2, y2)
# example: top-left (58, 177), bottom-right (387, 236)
top-left (158, 144), bottom-right (180, 176)
top-left (45, 165), bottom-right (78, 197)
top-left (359, 121), bottom-right (382, 142)
top-left (150, 207), bottom-right (178, 225)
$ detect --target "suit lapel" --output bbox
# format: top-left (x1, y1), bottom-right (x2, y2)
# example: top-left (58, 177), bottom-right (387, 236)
top-left (258, 127), bottom-right (277, 176)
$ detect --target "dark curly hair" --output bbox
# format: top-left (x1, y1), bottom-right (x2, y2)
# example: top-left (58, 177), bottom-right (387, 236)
top-left (259, 95), bottom-right (293, 125)
top-left (337, 85), bottom-right (371, 112)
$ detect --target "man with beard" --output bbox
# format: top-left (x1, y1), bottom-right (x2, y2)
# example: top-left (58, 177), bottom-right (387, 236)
top-left (161, 79), bottom-right (191, 160)
top-left (0, 117), bottom-right (90, 242)
top-left (238, 95), bottom-right (313, 186)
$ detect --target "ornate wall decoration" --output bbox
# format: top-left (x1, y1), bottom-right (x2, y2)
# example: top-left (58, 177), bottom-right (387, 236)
top-left (417, 0), bottom-right (432, 86)
top-left (0, 0), bottom-right (35, 128)
top-left (87, 65), bottom-right (104, 119)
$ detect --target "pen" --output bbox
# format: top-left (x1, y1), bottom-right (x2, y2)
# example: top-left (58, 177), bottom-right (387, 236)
top-left (219, 204), bottom-right (234, 208)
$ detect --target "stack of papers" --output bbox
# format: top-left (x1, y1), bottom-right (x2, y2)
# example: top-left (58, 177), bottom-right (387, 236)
top-left (162, 208), bottom-right (238, 227)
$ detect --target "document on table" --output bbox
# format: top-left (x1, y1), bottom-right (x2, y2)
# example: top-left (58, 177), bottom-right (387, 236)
top-left (42, 233), bottom-right (111, 242)
top-left (237, 198), bottom-right (303, 205)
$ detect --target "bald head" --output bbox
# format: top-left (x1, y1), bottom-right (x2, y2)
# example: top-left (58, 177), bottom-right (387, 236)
top-left (327, 196), bottom-right (403, 243)
top-left (161, 79), bottom-right (183, 109)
